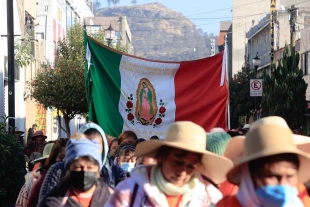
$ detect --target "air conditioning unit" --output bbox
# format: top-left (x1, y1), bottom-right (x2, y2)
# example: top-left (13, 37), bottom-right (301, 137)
top-left (4, 56), bottom-right (20, 81)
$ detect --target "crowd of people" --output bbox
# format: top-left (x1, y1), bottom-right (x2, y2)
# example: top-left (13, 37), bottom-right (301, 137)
top-left (15, 116), bottom-right (310, 207)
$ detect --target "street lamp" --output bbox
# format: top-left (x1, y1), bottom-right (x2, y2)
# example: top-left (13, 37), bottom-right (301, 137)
top-left (104, 23), bottom-right (115, 47)
top-left (252, 52), bottom-right (261, 78)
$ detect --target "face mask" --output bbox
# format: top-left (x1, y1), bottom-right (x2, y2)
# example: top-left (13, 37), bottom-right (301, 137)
top-left (256, 185), bottom-right (298, 207)
top-left (69, 171), bottom-right (98, 191)
top-left (120, 162), bottom-right (135, 173)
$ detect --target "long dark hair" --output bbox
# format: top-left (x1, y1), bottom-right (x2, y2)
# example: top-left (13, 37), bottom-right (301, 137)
top-left (44, 138), bottom-right (69, 169)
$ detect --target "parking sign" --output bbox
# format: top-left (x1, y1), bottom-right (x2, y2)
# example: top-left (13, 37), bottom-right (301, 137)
top-left (250, 79), bottom-right (262, 97)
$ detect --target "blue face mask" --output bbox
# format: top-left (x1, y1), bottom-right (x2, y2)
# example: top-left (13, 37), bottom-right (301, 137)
top-left (256, 185), bottom-right (298, 207)
top-left (120, 162), bottom-right (135, 173)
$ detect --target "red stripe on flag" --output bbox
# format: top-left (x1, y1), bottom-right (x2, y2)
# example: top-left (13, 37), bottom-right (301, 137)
top-left (174, 53), bottom-right (228, 132)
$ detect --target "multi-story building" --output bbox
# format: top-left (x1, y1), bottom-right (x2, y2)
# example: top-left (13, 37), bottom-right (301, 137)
top-left (23, 0), bottom-right (93, 141)
top-left (232, 0), bottom-right (310, 75)
top-left (84, 16), bottom-right (133, 54)
top-left (245, 7), bottom-right (310, 77)
top-left (0, 0), bottom-right (37, 135)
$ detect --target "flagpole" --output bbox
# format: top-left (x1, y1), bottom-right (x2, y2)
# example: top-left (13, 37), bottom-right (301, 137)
top-left (225, 35), bottom-right (231, 130)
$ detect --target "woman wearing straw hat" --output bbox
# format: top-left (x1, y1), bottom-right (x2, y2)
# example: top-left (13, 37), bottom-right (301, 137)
top-left (105, 121), bottom-right (233, 207)
top-left (217, 116), bottom-right (310, 207)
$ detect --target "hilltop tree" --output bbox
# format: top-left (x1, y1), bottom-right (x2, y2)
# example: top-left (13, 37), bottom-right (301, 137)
top-left (262, 45), bottom-right (307, 129)
top-left (107, 0), bottom-right (120, 6)
top-left (33, 24), bottom-right (128, 137)
top-left (131, 0), bottom-right (137, 4)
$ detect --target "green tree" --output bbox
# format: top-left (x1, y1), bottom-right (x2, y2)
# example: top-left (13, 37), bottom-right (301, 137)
top-left (262, 45), bottom-right (307, 129)
top-left (229, 65), bottom-right (261, 128)
top-left (0, 116), bottom-right (25, 207)
top-left (32, 24), bottom-right (128, 137)
top-left (14, 34), bottom-right (33, 67)
top-left (33, 24), bottom-right (87, 138)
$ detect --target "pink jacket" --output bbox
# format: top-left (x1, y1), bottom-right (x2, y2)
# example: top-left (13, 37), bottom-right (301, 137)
top-left (104, 165), bottom-right (222, 207)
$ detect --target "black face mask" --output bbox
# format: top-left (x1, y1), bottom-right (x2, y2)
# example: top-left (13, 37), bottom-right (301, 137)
top-left (69, 171), bottom-right (98, 191)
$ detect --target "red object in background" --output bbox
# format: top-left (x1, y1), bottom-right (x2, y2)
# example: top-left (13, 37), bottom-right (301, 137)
top-left (175, 53), bottom-right (228, 132)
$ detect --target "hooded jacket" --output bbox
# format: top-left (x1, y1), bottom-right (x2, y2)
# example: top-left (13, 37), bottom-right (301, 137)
top-left (79, 123), bottom-right (108, 165)
top-left (105, 165), bottom-right (222, 207)
top-left (38, 123), bottom-right (110, 206)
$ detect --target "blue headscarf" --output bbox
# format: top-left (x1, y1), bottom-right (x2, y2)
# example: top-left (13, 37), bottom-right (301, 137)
top-left (79, 123), bottom-right (109, 165)
top-left (65, 138), bottom-right (103, 170)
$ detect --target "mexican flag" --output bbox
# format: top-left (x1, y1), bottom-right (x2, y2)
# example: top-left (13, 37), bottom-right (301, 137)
top-left (85, 33), bottom-right (228, 139)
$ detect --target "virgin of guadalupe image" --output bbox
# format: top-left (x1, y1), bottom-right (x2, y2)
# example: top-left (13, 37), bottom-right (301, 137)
top-left (135, 79), bottom-right (157, 125)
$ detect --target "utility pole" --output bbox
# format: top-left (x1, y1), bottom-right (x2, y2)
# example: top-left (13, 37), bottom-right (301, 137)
top-left (210, 39), bottom-right (215, 56)
top-left (270, 0), bottom-right (276, 62)
top-left (288, 5), bottom-right (298, 55)
top-left (7, 0), bottom-right (15, 131)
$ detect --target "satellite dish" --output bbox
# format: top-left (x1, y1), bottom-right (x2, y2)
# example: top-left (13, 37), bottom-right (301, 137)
top-left (90, 19), bottom-right (94, 25)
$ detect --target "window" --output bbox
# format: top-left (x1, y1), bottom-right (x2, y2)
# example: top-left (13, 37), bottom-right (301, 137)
top-left (66, 1), bottom-right (80, 31)
top-left (66, 2), bottom-right (73, 30)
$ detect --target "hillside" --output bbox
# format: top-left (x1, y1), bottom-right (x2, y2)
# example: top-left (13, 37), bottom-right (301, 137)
top-left (95, 3), bottom-right (218, 61)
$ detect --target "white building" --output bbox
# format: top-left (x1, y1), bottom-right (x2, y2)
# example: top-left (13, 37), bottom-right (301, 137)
top-left (24, 0), bottom-right (93, 140)
top-left (0, 0), bottom-right (27, 132)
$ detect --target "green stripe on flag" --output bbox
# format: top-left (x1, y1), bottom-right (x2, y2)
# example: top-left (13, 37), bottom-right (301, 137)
top-left (85, 33), bottom-right (124, 137)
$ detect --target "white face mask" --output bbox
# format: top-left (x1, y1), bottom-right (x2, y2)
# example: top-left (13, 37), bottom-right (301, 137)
top-left (120, 162), bottom-right (135, 172)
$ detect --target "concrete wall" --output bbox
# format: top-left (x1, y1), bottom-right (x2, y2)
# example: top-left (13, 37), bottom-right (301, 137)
top-left (232, 0), bottom-right (270, 75)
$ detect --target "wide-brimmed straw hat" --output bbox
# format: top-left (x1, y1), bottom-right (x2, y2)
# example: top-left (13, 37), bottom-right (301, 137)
top-left (134, 121), bottom-right (233, 184)
top-left (33, 143), bottom-right (54, 162)
top-left (32, 130), bottom-right (47, 139)
top-left (226, 116), bottom-right (310, 185)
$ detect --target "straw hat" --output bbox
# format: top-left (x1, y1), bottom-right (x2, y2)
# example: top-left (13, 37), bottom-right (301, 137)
top-left (134, 121), bottom-right (234, 184)
top-left (226, 116), bottom-right (310, 185)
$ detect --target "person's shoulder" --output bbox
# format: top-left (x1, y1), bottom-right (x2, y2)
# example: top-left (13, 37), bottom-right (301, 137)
top-left (216, 195), bottom-right (241, 207)
top-left (44, 162), bottom-right (65, 180)
top-left (41, 186), bottom-right (67, 207)
top-left (114, 176), bottom-right (137, 191)
top-left (93, 178), bottom-right (112, 203)
top-left (44, 181), bottom-right (68, 199)
top-left (50, 161), bottom-right (65, 170)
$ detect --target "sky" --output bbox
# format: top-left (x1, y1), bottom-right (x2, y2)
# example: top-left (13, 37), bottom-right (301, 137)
top-left (97, 0), bottom-right (233, 35)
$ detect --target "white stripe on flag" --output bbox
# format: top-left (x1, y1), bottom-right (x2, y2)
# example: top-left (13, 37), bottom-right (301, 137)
top-left (86, 43), bottom-right (92, 72)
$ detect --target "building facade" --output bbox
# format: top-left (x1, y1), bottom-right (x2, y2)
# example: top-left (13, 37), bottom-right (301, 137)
top-left (85, 16), bottom-right (133, 54)
top-left (245, 8), bottom-right (310, 77)
top-left (22, 0), bottom-right (93, 141)
top-left (232, 0), bottom-right (310, 75)
top-left (0, 0), bottom-right (34, 134)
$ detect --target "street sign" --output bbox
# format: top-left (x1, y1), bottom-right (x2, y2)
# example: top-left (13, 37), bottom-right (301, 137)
top-left (250, 79), bottom-right (263, 97)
